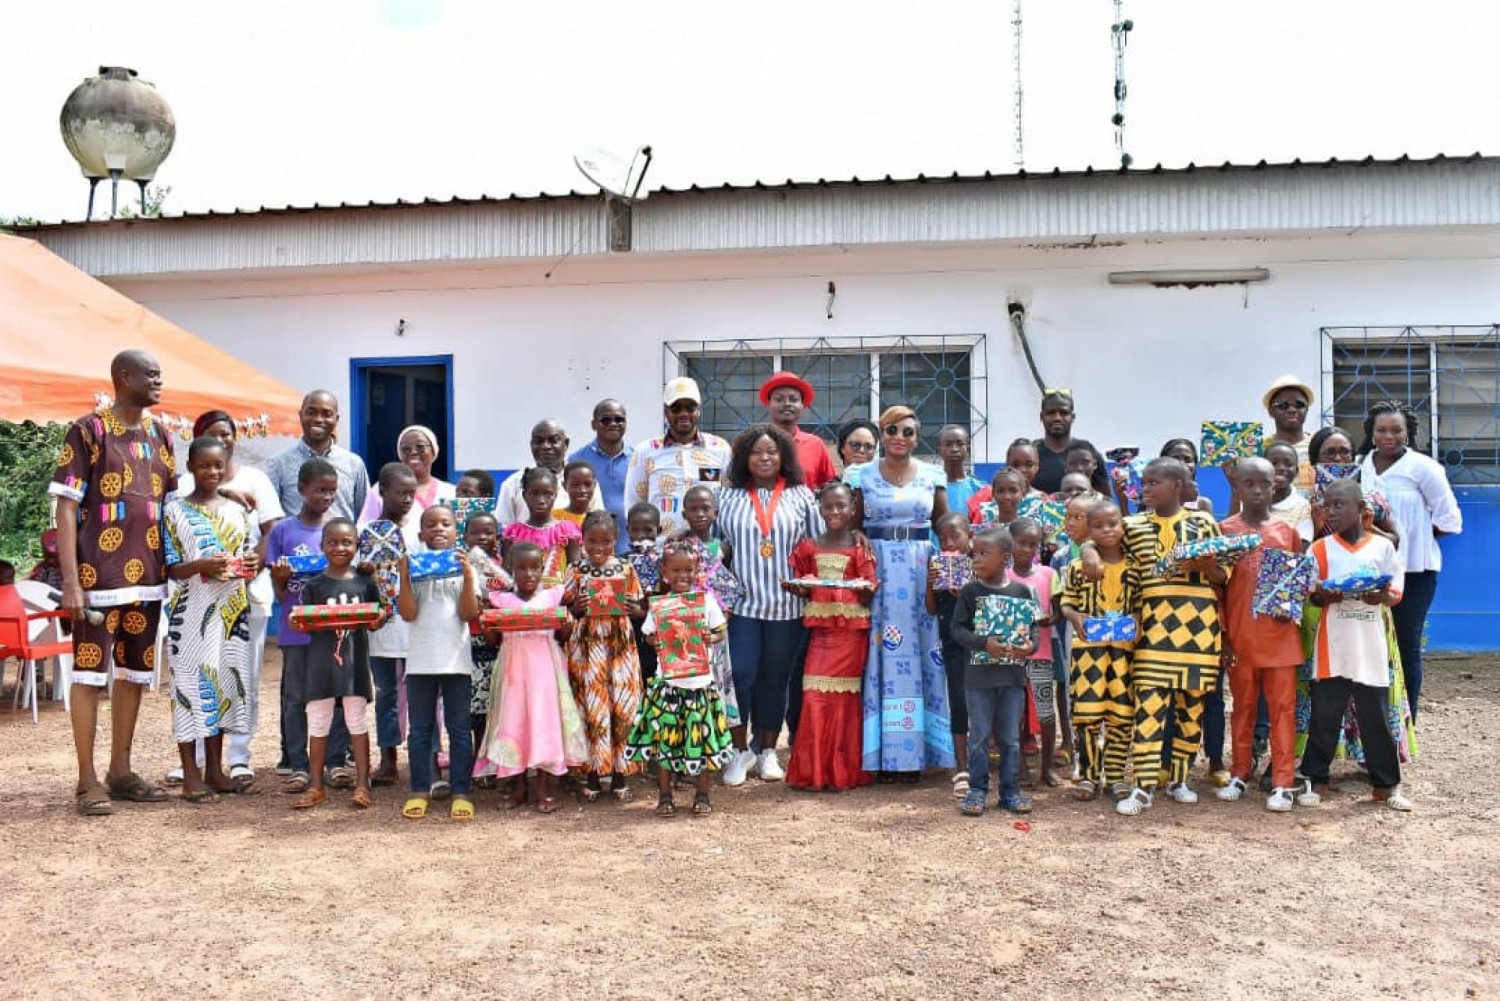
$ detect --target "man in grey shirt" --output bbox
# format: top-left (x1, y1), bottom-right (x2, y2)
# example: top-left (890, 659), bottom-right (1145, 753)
top-left (264, 390), bottom-right (370, 521)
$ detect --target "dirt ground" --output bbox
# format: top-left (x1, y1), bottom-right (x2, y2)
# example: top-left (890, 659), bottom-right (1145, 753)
top-left (1, 649), bottom-right (1496, 1001)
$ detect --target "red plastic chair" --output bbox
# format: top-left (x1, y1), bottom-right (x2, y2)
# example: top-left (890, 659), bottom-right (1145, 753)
top-left (0, 584), bottom-right (73, 723)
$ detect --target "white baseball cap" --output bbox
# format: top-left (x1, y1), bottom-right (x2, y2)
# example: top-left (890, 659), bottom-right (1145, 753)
top-left (663, 377), bottom-right (702, 405)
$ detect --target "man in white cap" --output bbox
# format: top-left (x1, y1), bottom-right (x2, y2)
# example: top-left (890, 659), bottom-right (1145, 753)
top-left (623, 377), bottom-right (732, 537)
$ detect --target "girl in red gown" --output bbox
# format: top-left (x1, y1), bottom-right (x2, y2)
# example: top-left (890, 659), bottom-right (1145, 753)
top-left (783, 482), bottom-right (878, 791)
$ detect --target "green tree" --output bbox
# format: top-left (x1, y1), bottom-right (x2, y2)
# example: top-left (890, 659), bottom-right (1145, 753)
top-left (0, 420), bottom-right (67, 569)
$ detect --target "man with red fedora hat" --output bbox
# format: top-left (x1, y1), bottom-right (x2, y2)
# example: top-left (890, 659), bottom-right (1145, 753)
top-left (760, 370), bottom-right (837, 490)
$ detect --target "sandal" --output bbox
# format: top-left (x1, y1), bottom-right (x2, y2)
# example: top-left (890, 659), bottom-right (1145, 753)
top-left (163, 767), bottom-right (185, 787)
top-left (282, 772), bottom-right (310, 794)
top-left (75, 781), bottom-right (113, 816)
top-left (691, 792), bottom-right (713, 816)
top-left (326, 767), bottom-right (356, 790)
top-left (535, 796), bottom-right (560, 815)
top-left (579, 787), bottom-right (601, 803)
top-left (951, 772), bottom-right (970, 798)
top-left (655, 792), bottom-right (676, 818)
top-left (228, 765), bottom-right (256, 790)
top-left (370, 766), bottom-right (399, 788)
top-left (429, 780), bottom-right (452, 802)
top-left (959, 790), bottom-right (986, 817)
top-left (1072, 780), bottom-right (1099, 801)
top-left (291, 788), bottom-right (327, 810)
top-left (450, 797), bottom-right (475, 821)
top-left (1042, 772), bottom-right (1063, 788)
top-left (182, 788), bottom-right (221, 805)
top-left (107, 772), bottom-right (170, 803)
top-left (613, 784), bottom-right (634, 804)
top-left (351, 787), bottom-right (373, 810)
top-left (401, 797), bottom-right (429, 819)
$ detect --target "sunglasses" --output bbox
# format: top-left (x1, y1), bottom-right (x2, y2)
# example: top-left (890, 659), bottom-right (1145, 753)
top-left (883, 425), bottom-right (918, 439)
top-left (1271, 399), bottom-right (1309, 412)
top-left (846, 440), bottom-right (876, 453)
top-left (1043, 386), bottom-right (1073, 398)
top-left (596, 415), bottom-right (626, 425)
top-left (398, 444), bottom-right (432, 457)
top-left (668, 401), bottom-right (699, 413)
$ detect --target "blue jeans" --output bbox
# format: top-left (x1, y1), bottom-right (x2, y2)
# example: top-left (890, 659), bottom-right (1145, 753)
top-left (371, 656), bottom-right (405, 750)
top-left (727, 616), bottom-right (806, 741)
top-left (1392, 570), bottom-right (1438, 719)
top-left (966, 685), bottom-right (1025, 802)
top-left (406, 674), bottom-right (473, 797)
top-left (279, 644), bottom-right (348, 774)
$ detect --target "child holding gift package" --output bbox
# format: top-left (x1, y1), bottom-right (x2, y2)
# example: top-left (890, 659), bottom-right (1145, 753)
top-left (626, 502), bottom-right (664, 682)
top-left (626, 542), bottom-right (736, 817)
top-left (1006, 517), bottom-right (1063, 788)
top-left (395, 506), bottom-right (481, 821)
top-left (1215, 458), bottom-right (1308, 812)
top-left (474, 542), bottom-right (587, 813)
top-left (501, 467), bottom-right (581, 587)
top-left (1084, 456), bottom-right (1227, 817)
top-left (1060, 500), bottom-right (1139, 802)
top-left (564, 511), bottom-right (647, 802)
top-left (950, 527), bottom-right (1040, 817)
top-left (1299, 479), bottom-right (1412, 811)
top-left (783, 481), bottom-right (878, 792)
top-left (926, 511), bottom-right (975, 797)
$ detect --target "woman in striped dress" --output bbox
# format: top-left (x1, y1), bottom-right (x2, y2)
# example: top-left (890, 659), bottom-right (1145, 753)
top-left (714, 424), bottom-right (823, 786)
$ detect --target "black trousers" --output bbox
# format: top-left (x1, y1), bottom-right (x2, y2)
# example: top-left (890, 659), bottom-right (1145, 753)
top-left (1299, 676), bottom-right (1401, 790)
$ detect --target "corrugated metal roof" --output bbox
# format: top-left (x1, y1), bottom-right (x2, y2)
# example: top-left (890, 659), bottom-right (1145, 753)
top-left (23, 154), bottom-right (1500, 278)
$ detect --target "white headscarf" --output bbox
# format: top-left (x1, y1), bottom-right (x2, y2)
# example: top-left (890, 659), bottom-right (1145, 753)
top-left (398, 424), bottom-right (440, 459)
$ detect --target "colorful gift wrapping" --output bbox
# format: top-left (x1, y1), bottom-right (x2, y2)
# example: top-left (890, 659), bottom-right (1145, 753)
top-left (786, 577), bottom-right (876, 591)
top-left (703, 561), bottom-right (745, 615)
top-left (930, 552), bottom-right (974, 591)
top-left (284, 553), bottom-right (329, 576)
top-left (480, 605), bottom-right (570, 633)
top-left (1019, 495), bottom-right (1066, 540)
top-left (357, 519), bottom-right (406, 566)
top-left (650, 591), bottom-right (711, 681)
top-left (1107, 448), bottom-right (1146, 504)
top-left (407, 549), bottom-right (464, 582)
top-left (972, 594), bottom-right (1038, 664)
top-left (1251, 547), bottom-right (1319, 620)
top-left (1313, 463), bottom-right (1361, 503)
top-left (289, 602), bottom-right (384, 631)
top-left (1081, 612), bottom-right (1138, 644)
top-left (1319, 572), bottom-right (1394, 597)
top-left (1155, 533), bottom-right (1261, 579)
top-left (583, 575), bottom-right (633, 617)
top-left (1200, 420), bottom-right (1265, 467)
top-left (439, 496), bottom-right (499, 526)
top-left (628, 548), bottom-right (661, 594)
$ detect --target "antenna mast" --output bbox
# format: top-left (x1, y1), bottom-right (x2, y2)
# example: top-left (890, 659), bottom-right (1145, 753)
top-left (1111, 1), bottom-right (1133, 167)
top-left (1011, 0), bottom-right (1024, 170)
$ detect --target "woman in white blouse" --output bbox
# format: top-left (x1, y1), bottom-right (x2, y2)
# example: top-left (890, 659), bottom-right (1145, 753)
top-left (1358, 400), bottom-right (1463, 718)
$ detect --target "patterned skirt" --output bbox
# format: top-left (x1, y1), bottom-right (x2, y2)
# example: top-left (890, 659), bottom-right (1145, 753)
top-left (625, 678), bottom-right (735, 775)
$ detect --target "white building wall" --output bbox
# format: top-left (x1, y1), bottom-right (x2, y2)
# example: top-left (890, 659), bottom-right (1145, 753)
top-left (108, 229), bottom-right (1500, 471)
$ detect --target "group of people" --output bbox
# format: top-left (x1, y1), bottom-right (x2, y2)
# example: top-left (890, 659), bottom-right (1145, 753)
top-left (43, 352), bottom-right (1462, 822)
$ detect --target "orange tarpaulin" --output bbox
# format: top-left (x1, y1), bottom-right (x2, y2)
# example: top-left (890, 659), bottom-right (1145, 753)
top-left (0, 233), bottom-right (302, 435)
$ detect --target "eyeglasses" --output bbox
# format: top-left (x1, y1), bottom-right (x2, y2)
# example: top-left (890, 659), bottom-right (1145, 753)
top-left (595, 415), bottom-right (626, 425)
top-left (1271, 400), bottom-right (1309, 412)
top-left (1319, 446), bottom-right (1355, 460)
top-left (668, 401), bottom-right (699, 414)
top-left (398, 444), bottom-right (432, 457)
top-left (845, 440), bottom-right (876, 453)
top-left (883, 425), bottom-right (918, 439)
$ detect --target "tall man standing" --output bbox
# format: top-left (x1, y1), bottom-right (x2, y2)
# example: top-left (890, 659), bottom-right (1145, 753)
top-left (624, 377), bottom-right (732, 537)
top-left (264, 390), bottom-right (370, 521)
top-left (496, 419), bottom-right (604, 526)
top-left (760, 371), bottom-right (837, 490)
top-left (1032, 389), bottom-right (1110, 496)
top-left (53, 350), bottom-right (178, 815)
top-left (569, 399), bottom-right (634, 554)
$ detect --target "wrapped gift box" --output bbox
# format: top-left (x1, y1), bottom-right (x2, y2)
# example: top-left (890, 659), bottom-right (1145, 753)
top-left (480, 606), bottom-right (570, 634)
top-left (1320, 572), bottom-right (1393, 597)
top-left (972, 594), bottom-right (1038, 663)
top-left (651, 592), bottom-right (711, 681)
top-left (628, 550), bottom-right (661, 594)
top-left (702, 561), bottom-right (745, 615)
top-left (408, 549), bottom-right (464, 582)
top-left (583, 575), bottom-right (633, 617)
top-left (1110, 455), bottom-right (1148, 504)
top-left (1019, 495), bottom-right (1067, 540)
top-left (1313, 463), bottom-right (1361, 504)
top-left (467, 547), bottom-right (511, 591)
top-left (439, 496), bottom-right (498, 526)
top-left (786, 576), bottom-right (876, 591)
top-left (225, 555), bottom-right (259, 579)
top-left (930, 552), bottom-right (973, 591)
top-left (1155, 533), bottom-right (1261, 579)
top-left (357, 520), bottom-right (406, 567)
top-left (1082, 612), bottom-right (1138, 644)
top-left (289, 602), bottom-right (383, 631)
top-left (285, 553), bottom-right (329, 576)
top-left (1200, 420), bottom-right (1265, 467)
top-left (1251, 547), bottom-right (1318, 620)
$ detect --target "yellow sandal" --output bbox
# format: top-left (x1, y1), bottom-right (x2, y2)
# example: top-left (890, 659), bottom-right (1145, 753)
top-left (401, 797), bottom-right (429, 820)
top-left (450, 797), bottom-right (475, 821)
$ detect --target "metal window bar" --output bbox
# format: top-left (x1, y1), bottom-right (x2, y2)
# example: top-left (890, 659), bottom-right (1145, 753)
top-left (1321, 325), bottom-right (1499, 485)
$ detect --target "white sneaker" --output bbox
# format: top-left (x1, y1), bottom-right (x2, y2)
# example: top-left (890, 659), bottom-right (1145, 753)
top-left (757, 749), bottom-right (785, 782)
top-left (1380, 785), bottom-right (1414, 812)
top-left (1266, 787), bottom-right (1295, 812)
top-left (1166, 781), bottom-right (1198, 804)
top-left (1295, 779), bottom-right (1322, 807)
top-left (1216, 777), bottom-right (1248, 802)
top-left (1115, 787), bottom-right (1152, 816)
top-left (722, 749), bottom-right (757, 787)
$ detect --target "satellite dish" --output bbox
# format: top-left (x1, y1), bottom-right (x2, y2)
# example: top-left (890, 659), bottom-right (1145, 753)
top-left (573, 145), bottom-right (653, 201)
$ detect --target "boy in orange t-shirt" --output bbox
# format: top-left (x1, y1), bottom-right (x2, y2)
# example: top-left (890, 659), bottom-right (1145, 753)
top-left (1215, 457), bottom-right (1307, 812)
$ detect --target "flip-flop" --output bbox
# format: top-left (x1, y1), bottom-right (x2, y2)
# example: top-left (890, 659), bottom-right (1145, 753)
top-left (106, 772), bottom-right (170, 803)
top-left (450, 797), bottom-right (475, 820)
top-left (402, 797), bottom-right (429, 820)
top-left (75, 782), bottom-right (113, 817)
top-left (182, 788), bottom-right (221, 805)
top-left (691, 793), bottom-right (713, 816)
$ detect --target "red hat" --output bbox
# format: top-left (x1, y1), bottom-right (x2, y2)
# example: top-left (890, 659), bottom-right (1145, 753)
top-left (759, 371), bottom-right (815, 408)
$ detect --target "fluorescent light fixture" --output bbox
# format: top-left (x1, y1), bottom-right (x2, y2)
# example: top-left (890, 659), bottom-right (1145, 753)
top-left (1107, 268), bottom-right (1270, 287)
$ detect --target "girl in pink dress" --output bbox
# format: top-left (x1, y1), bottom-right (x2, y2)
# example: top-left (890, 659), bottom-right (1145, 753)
top-left (473, 541), bottom-right (587, 813)
top-left (501, 467), bottom-right (582, 588)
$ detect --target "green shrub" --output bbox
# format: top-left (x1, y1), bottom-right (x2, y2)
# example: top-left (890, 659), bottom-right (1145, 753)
top-left (0, 420), bottom-right (67, 569)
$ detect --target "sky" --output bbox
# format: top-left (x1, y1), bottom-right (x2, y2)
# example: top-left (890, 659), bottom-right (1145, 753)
top-left (4, 0), bottom-right (1499, 223)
